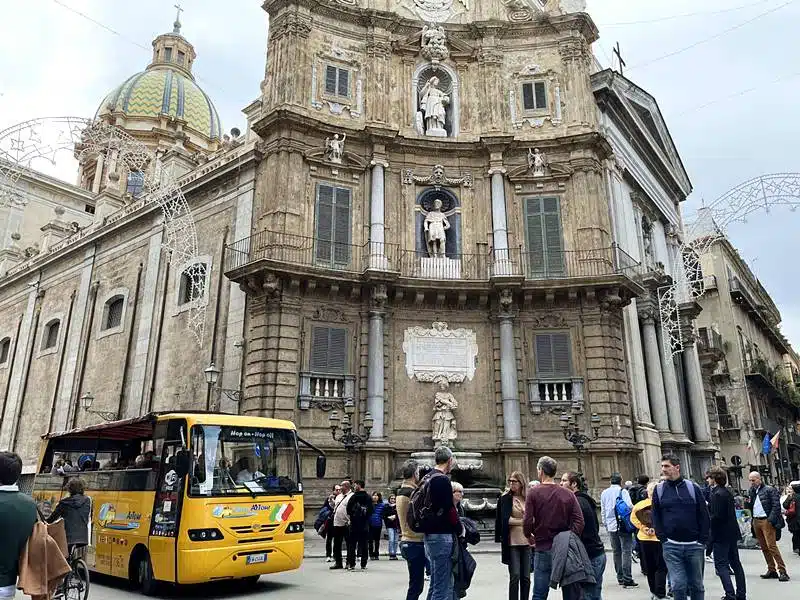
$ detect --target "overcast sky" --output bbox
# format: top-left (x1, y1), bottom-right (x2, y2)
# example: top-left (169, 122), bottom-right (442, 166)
top-left (1, 0), bottom-right (798, 345)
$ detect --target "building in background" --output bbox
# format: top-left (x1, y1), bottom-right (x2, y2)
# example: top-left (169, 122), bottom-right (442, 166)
top-left (695, 233), bottom-right (800, 488)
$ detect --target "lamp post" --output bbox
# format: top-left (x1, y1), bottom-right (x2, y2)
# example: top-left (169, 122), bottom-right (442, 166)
top-left (80, 392), bottom-right (118, 422)
top-left (559, 402), bottom-right (601, 476)
top-left (203, 362), bottom-right (242, 412)
top-left (328, 401), bottom-right (373, 478)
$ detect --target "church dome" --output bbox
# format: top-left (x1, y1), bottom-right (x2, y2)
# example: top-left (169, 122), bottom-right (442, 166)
top-left (95, 66), bottom-right (222, 141)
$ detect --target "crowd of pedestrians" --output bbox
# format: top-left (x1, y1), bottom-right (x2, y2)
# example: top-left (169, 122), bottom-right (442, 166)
top-left (314, 451), bottom-right (798, 600)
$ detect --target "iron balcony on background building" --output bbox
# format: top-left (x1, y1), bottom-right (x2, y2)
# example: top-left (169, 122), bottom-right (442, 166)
top-left (744, 357), bottom-right (800, 409)
top-left (224, 230), bottom-right (645, 287)
top-left (717, 413), bottom-right (740, 431)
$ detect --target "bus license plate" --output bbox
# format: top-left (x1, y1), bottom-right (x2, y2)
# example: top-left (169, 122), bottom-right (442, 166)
top-left (246, 553), bottom-right (267, 565)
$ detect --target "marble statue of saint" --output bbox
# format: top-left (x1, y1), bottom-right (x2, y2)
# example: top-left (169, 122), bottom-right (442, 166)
top-left (528, 148), bottom-right (547, 177)
top-left (432, 380), bottom-right (458, 446)
top-left (424, 198), bottom-right (450, 258)
top-left (419, 76), bottom-right (449, 136)
top-left (325, 133), bottom-right (346, 163)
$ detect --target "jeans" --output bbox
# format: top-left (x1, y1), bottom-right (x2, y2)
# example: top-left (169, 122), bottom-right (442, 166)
top-left (712, 540), bottom-right (746, 600)
top-left (347, 528), bottom-right (369, 569)
top-left (326, 527), bottom-right (334, 558)
top-left (532, 550), bottom-right (552, 600)
top-left (369, 525), bottom-right (383, 558)
top-left (662, 541), bottom-right (705, 600)
top-left (332, 525), bottom-right (348, 567)
top-left (388, 528), bottom-right (399, 557)
top-left (585, 553), bottom-right (607, 600)
top-left (424, 533), bottom-right (454, 600)
top-left (640, 540), bottom-right (667, 598)
top-left (609, 530), bottom-right (634, 584)
top-left (507, 545), bottom-right (532, 600)
top-left (401, 541), bottom-right (426, 600)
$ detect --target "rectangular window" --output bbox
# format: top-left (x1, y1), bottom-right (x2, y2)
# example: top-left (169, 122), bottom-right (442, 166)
top-left (525, 197), bottom-right (564, 278)
top-left (310, 326), bottom-right (348, 375)
top-left (535, 333), bottom-right (572, 378)
top-left (715, 396), bottom-right (729, 415)
top-left (522, 81), bottom-right (547, 111)
top-left (84, 203), bottom-right (95, 215)
top-left (164, 47), bottom-right (173, 62)
top-left (315, 184), bottom-right (351, 267)
top-left (177, 50), bottom-right (186, 66)
top-left (324, 65), bottom-right (350, 98)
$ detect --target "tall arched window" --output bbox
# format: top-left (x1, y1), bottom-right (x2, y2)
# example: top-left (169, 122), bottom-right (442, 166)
top-left (178, 262), bottom-right (208, 305)
top-left (103, 296), bottom-right (125, 330)
top-left (0, 337), bottom-right (10, 364)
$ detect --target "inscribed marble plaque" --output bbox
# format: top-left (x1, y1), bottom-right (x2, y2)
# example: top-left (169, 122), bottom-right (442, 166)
top-left (403, 321), bottom-right (477, 382)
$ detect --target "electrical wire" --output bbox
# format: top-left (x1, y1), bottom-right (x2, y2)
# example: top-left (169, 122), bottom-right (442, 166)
top-left (674, 70), bottom-right (800, 116)
top-left (598, 0), bottom-right (775, 27)
top-left (626, 0), bottom-right (796, 72)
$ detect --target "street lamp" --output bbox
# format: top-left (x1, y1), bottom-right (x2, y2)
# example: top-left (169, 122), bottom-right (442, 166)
top-left (559, 407), bottom-right (602, 476)
top-left (80, 392), bottom-right (117, 422)
top-left (329, 401), bottom-right (373, 478)
top-left (203, 362), bottom-right (242, 412)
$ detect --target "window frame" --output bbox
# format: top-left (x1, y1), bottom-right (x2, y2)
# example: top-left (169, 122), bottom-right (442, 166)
top-left (97, 288), bottom-right (129, 339)
top-left (314, 183), bottom-right (352, 268)
top-left (524, 196), bottom-right (565, 279)
top-left (38, 315), bottom-right (64, 357)
top-left (309, 325), bottom-right (350, 376)
top-left (126, 170), bottom-right (145, 198)
top-left (533, 331), bottom-right (573, 380)
top-left (323, 64), bottom-right (351, 100)
top-left (173, 255), bottom-right (213, 316)
top-left (0, 336), bottom-right (11, 367)
top-left (520, 80), bottom-right (548, 113)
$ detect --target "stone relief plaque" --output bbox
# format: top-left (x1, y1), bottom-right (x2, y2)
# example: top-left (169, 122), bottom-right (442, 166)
top-left (398, 0), bottom-right (468, 22)
top-left (403, 321), bottom-right (477, 382)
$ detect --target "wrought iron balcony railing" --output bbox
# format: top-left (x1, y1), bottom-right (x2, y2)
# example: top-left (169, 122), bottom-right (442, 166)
top-left (225, 231), bottom-right (643, 284)
top-left (717, 413), bottom-right (740, 431)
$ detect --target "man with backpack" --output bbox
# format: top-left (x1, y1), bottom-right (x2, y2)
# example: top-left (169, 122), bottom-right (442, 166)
top-left (396, 460), bottom-right (426, 600)
top-left (600, 472), bottom-right (638, 588)
top-left (409, 446), bottom-right (461, 600)
top-left (651, 453), bottom-right (710, 600)
top-left (346, 480), bottom-right (373, 571)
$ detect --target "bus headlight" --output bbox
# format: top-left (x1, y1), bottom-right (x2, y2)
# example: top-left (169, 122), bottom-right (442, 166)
top-left (188, 528), bottom-right (224, 541)
top-left (285, 522), bottom-right (304, 534)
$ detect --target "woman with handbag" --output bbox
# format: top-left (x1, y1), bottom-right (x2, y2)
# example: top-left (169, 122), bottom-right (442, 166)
top-left (495, 471), bottom-right (530, 600)
top-left (315, 493), bottom-right (336, 562)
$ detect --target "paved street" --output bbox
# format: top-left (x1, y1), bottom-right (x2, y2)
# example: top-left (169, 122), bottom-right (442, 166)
top-left (20, 538), bottom-right (798, 600)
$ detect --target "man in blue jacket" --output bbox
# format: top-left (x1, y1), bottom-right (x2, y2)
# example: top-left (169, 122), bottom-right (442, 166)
top-left (651, 453), bottom-right (709, 600)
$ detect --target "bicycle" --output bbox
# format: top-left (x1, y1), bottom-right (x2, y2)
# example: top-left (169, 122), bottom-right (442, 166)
top-left (54, 546), bottom-right (90, 600)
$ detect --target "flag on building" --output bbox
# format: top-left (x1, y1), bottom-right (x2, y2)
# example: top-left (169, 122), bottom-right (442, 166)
top-left (770, 430), bottom-right (781, 452)
top-left (762, 433), bottom-right (772, 455)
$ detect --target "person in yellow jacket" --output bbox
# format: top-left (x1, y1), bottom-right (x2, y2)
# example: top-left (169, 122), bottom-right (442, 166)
top-left (631, 482), bottom-right (667, 600)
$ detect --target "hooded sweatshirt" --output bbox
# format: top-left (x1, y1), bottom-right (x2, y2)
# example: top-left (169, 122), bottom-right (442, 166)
top-left (49, 494), bottom-right (91, 546)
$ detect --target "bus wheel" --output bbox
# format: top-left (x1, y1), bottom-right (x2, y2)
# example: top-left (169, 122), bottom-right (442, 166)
top-left (135, 553), bottom-right (158, 596)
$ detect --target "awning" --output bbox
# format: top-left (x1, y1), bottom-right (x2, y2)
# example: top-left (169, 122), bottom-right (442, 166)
top-left (42, 413), bottom-right (157, 441)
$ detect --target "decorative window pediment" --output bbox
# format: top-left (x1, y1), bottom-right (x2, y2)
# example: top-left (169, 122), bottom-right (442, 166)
top-left (311, 47), bottom-right (363, 120)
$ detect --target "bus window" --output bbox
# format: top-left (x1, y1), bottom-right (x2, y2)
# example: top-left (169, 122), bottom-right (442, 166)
top-left (189, 425), bottom-right (299, 497)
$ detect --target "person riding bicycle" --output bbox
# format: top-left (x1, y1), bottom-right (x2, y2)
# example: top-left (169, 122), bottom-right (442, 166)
top-left (48, 478), bottom-right (91, 553)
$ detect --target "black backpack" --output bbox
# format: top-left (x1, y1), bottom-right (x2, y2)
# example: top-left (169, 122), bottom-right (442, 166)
top-left (408, 470), bottom-right (444, 533)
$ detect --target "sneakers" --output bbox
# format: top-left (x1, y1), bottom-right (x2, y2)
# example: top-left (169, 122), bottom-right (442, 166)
top-left (326, 557), bottom-right (332, 563)
top-left (329, 564), bottom-right (343, 570)
top-left (389, 555), bottom-right (398, 561)
top-left (778, 572), bottom-right (790, 582)
top-left (361, 566), bottom-right (367, 571)
top-left (760, 571), bottom-right (779, 579)
top-left (622, 581), bottom-right (638, 588)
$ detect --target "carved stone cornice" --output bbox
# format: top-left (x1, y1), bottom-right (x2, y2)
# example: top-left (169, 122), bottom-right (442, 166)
top-left (269, 11), bottom-right (312, 40)
top-left (402, 164), bottom-right (473, 189)
top-left (558, 38), bottom-right (592, 65)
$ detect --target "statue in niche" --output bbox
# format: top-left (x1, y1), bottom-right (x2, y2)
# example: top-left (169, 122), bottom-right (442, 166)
top-left (641, 215), bottom-right (655, 264)
top-left (424, 198), bottom-right (450, 258)
top-left (432, 379), bottom-right (458, 446)
top-left (325, 133), bottom-right (346, 163)
top-left (528, 148), bottom-right (547, 177)
top-left (419, 76), bottom-right (449, 137)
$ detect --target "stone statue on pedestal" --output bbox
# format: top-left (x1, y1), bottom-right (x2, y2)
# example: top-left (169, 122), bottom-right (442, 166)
top-left (424, 198), bottom-right (450, 257)
top-left (432, 379), bottom-right (458, 446)
top-left (419, 76), bottom-right (449, 137)
top-left (325, 133), bottom-right (346, 163)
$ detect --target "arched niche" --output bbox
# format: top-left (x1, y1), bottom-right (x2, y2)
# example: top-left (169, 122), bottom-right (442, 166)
top-left (412, 62), bottom-right (460, 138)
top-left (415, 187), bottom-right (461, 257)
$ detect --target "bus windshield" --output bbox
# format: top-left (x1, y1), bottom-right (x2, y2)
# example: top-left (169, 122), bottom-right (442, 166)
top-left (189, 425), bottom-right (300, 497)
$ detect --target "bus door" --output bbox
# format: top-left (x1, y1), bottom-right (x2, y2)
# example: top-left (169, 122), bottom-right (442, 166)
top-left (148, 421), bottom-right (187, 583)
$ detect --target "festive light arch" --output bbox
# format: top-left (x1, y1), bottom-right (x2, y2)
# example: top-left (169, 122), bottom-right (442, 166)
top-left (0, 116), bottom-right (205, 343)
top-left (660, 173), bottom-right (800, 356)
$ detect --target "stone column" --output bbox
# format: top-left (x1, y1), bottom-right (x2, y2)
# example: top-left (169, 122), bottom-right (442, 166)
top-left (639, 312), bottom-right (669, 433)
top-left (656, 324), bottom-right (686, 438)
top-left (682, 346), bottom-right (712, 443)
top-left (367, 285), bottom-right (387, 440)
top-left (489, 167), bottom-right (511, 275)
top-left (368, 159), bottom-right (388, 270)
top-left (498, 290), bottom-right (521, 442)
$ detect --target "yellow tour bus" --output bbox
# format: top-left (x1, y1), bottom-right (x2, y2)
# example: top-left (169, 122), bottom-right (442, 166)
top-left (33, 411), bottom-right (326, 593)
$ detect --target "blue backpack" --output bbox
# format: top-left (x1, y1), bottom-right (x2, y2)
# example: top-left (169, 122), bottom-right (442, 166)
top-left (615, 491), bottom-right (637, 534)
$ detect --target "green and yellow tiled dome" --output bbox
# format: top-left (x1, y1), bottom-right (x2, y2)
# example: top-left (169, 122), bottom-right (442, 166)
top-left (96, 66), bottom-right (222, 141)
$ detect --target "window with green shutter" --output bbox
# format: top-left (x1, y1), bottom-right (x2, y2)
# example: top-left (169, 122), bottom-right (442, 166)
top-left (534, 333), bottom-right (572, 378)
top-left (524, 197), bottom-right (565, 278)
top-left (310, 326), bottom-right (348, 375)
top-left (315, 184), bottom-right (352, 267)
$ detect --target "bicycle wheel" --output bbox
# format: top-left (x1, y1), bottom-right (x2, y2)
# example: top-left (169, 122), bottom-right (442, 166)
top-left (64, 560), bottom-right (90, 600)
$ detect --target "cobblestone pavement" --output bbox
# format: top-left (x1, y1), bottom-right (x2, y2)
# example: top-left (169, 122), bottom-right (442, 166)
top-left (16, 537), bottom-right (798, 600)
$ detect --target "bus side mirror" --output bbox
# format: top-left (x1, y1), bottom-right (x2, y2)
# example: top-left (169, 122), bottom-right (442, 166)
top-left (316, 455), bottom-right (327, 479)
top-left (175, 451), bottom-right (191, 479)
